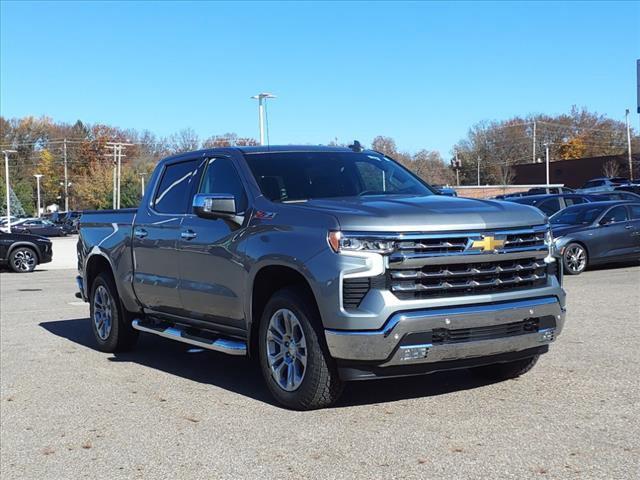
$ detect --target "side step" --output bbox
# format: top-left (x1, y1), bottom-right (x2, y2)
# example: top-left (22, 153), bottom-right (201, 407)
top-left (131, 319), bottom-right (247, 356)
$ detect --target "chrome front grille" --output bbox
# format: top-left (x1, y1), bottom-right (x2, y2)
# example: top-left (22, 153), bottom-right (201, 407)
top-left (339, 226), bottom-right (551, 304)
top-left (395, 237), bottom-right (469, 255)
top-left (391, 227), bottom-right (547, 260)
top-left (388, 257), bottom-right (548, 299)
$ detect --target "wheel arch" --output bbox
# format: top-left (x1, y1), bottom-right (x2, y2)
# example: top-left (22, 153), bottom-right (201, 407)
top-left (563, 239), bottom-right (590, 257)
top-left (7, 242), bottom-right (42, 262)
top-left (248, 264), bottom-right (320, 358)
top-left (85, 252), bottom-right (118, 298)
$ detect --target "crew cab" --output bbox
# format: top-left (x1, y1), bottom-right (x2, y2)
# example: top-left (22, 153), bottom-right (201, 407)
top-left (76, 145), bottom-right (566, 410)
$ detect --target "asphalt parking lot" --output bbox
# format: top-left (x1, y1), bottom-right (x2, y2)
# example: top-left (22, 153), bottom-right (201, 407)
top-left (1, 261), bottom-right (639, 479)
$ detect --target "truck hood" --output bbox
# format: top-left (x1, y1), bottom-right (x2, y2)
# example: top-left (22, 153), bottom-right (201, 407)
top-left (289, 195), bottom-right (547, 232)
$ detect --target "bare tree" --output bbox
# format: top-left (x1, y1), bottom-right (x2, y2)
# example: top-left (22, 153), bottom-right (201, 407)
top-left (602, 159), bottom-right (621, 178)
top-left (169, 128), bottom-right (200, 153)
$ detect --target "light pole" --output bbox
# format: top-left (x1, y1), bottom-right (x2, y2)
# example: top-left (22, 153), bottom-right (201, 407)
top-left (543, 143), bottom-right (550, 186)
top-left (626, 109), bottom-right (633, 181)
top-left (2, 149), bottom-right (17, 232)
top-left (34, 174), bottom-right (43, 217)
top-left (251, 93), bottom-right (276, 145)
top-left (477, 156), bottom-right (481, 186)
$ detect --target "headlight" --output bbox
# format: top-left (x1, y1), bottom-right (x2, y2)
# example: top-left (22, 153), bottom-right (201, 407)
top-left (544, 227), bottom-right (557, 256)
top-left (328, 231), bottom-right (395, 254)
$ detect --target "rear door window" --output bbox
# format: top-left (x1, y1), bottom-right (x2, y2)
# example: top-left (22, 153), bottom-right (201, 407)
top-left (564, 196), bottom-right (587, 207)
top-left (153, 160), bottom-right (199, 214)
top-left (629, 205), bottom-right (640, 219)
top-left (603, 206), bottom-right (629, 223)
top-left (538, 198), bottom-right (561, 215)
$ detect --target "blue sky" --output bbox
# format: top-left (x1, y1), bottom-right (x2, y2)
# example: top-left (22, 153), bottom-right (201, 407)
top-left (1, 1), bottom-right (638, 156)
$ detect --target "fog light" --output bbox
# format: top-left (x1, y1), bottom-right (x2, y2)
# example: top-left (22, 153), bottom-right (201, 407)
top-left (539, 328), bottom-right (555, 342)
top-left (399, 344), bottom-right (431, 361)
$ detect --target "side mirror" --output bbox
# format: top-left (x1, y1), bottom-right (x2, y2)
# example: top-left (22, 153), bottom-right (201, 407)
top-left (193, 193), bottom-right (237, 219)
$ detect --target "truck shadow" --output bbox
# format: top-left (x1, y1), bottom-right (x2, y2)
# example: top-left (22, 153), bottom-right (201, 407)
top-left (40, 317), bottom-right (498, 409)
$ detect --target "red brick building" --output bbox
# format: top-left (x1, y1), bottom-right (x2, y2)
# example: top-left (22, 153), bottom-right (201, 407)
top-left (512, 154), bottom-right (639, 188)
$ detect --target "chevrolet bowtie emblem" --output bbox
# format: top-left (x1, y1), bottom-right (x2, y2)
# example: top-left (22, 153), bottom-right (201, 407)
top-left (471, 235), bottom-right (505, 252)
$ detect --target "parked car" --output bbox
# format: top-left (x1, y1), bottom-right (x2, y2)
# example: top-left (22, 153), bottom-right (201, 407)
top-left (494, 192), bottom-right (527, 200)
top-left (550, 201), bottom-right (640, 275)
top-left (0, 231), bottom-right (53, 272)
top-left (614, 184), bottom-right (640, 195)
top-left (433, 185), bottom-right (457, 196)
top-left (11, 218), bottom-right (67, 237)
top-left (507, 193), bottom-right (596, 216)
top-left (590, 191), bottom-right (640, 202)
top-left (76, 144), bottom-right (566, 410)
top-left (525, 186), bottom-right (575, 196)
top-left (578, 177), bottom-right (631, 193)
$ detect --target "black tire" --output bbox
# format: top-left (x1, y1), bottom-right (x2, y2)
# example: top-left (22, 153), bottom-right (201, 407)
top-left (562, 242), bottom-right (588, 275)
top-left (89, 272), bottom-right (138, 352)
top-left (470, 355), bottom-right (539, 381)
top-left (8, 246), bottom-right (38, 273)
top-left (258, 286), bottom-right (343, 410)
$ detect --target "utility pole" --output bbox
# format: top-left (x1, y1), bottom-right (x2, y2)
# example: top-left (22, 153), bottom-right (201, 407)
top-left (626, 109), bottom-right (633, 181)
top-left (477, 156), bottom-right (481, 186)
top-left (104, 142), bottom-right (133, 209)
top-left (2, 150), bottom-right (17, 232)
top-left (532, 121), bottom-right (536, 163)
top-left (112, 147), bottom-right (117, 209)
top-left (63, 139), bottom-right (69, 211)
top-left (544, 143), bottom-right (550, 186)
top-left (251, 93), bottom-right (276, 145)
top-left (34, 174), bottom-right (43, 217)
top-left (116, 144), bottom-right (122, 209)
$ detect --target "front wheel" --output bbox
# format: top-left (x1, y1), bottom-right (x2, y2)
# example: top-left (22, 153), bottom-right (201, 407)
top-left (9, 247), bottom-right (38, 273)
top-left (470, 355), bottom-right (539, 381)
top-left (258, 286), bottom-right (343, 410)
top-left (563, 242), bottom-right (588, 275)
top-left (90, 272), bottom-right (138, 352)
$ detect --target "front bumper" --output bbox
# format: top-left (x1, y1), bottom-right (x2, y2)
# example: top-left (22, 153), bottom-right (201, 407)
top-left (325, 296), bottom-right (565, 374)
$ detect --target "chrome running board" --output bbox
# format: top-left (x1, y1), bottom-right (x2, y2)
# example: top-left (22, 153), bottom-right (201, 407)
top-left (131, 319), bottom-right (247, 356)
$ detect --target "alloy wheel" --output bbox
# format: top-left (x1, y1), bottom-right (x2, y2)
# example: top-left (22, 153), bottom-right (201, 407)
top-left (565, 245), bottom-right (586, 273)
top-left (266, 308), bottom-right (308, 392)
top-left (93, 285), bottom-right (113, 340)
top-left (12, 248), bottom-right (36, 272)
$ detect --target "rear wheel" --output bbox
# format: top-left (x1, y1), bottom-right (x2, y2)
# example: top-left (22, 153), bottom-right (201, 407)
top-left (90, 272), bottom-right (138, 352)
top-left (258, 287), bottom-right (343, 410)
top-left (9, 247), bottom-right (38, 273)
top-left (470, 355), bottom-right (539, 381)
top-left (563, 242), bottom-right (587, 275)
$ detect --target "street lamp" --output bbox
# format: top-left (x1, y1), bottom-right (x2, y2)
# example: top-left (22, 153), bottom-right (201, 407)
top-left (250, 93), bottom-right (276, 145)
top-left (34, 174), bottom-right (43, 217)
top-left (2, 149), bottom-right (17, 232)
top-left (543, 143), bottom-right (550, 186)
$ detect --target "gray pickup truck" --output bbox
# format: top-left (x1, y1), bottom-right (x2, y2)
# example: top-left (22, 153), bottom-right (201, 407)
top-left (77, 144), bottom-right (566, 410)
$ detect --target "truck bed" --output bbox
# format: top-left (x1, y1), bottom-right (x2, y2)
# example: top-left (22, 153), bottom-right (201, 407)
top-left (77, 208), bottom-right (139, 312)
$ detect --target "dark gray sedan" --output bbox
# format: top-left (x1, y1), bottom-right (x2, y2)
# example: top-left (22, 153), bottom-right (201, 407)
top-left (550, 201), bottom-right (640, 274)
top-left (11, 218), bottom-right (67, 237)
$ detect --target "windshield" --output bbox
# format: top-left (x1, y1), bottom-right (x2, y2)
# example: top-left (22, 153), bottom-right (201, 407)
top-left (244, 151), bottom-right (435, 202)
top-left (550, 205), bottom-right (606, 225)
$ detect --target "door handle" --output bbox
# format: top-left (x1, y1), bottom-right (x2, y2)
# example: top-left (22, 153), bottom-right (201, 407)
top-left (181, 230), bottom-right (197, 240)
top-left (624, 225), bottom-right (633, 230)
top-left (134, 227), bottom-right (148, 239)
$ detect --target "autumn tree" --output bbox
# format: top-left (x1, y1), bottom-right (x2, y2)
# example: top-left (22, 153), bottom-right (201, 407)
top-left (36, 150), bottom-right (62, 207)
